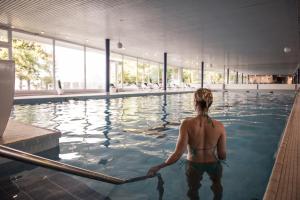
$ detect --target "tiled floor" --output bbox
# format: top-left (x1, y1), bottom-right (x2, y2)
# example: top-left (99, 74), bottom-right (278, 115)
top-left (0, 167), bottom-right (109, 200)
top-left (264, 92), bottom-right (300, 200)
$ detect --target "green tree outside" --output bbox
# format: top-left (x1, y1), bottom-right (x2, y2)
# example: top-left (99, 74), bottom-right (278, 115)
top-left (0, 39), bottom-right (52, 90)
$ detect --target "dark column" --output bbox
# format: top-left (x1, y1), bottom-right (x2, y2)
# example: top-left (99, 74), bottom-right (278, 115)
top-left (163, 52), bottom-right (167, 91)
top-left (242, 73), bottom-right (244, 84)
top-left (83, 45), bottom-right (86, 89)
top-left (236, 71), bottom-right (238, 84)
top-left (201, 61), bottom-right (204, 88)
top-left (227, 68), bottom-right (229, 84)
top-left (298, 68), bottom-right (300, 84)
top-left (105, 39), bottom-right (110, 93)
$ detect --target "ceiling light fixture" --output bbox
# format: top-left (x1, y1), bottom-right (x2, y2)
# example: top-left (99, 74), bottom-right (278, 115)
top-left (40, 31), bottom-right (45, 34)
top-left (283, 47), bottom-right (291, 53)
top-left (117, 19), bottom-right (125, 50)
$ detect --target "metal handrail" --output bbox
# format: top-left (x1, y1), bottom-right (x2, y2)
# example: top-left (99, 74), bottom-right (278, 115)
top-left (0, 145), bottom-right (154, 185)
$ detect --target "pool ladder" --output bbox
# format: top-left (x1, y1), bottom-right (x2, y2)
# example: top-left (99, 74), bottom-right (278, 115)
top-left (0, 145), bottom-right (155, 185)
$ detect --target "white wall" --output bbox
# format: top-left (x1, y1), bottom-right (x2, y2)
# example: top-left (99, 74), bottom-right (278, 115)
top-left (0, 60), bottom-right (15, 137)
top-left (189, 84), bottom-right (297, 90)
top-left (225, 84), bottom-right (257, 90)
top-left (204, 84), bottom-right (224, 90)
top-left (258, 84), bottom-right (296, 90)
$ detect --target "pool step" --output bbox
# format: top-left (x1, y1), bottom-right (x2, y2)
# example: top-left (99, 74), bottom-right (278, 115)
top-left (0, 167), bottom-right (109, 200)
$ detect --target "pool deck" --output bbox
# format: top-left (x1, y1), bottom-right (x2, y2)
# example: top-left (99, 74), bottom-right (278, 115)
top-left (264, 92), bottom-right (300, 200)
top-left (14, 89), bottom-right (195, 104)
top-left (0, 120), bottom-right (61, 164)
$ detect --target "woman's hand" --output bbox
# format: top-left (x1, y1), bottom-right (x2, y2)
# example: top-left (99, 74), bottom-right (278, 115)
top-left (147, 165), bottom-right (162, 177)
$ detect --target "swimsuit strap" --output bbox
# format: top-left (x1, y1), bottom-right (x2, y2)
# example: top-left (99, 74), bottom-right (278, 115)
top-left (190, 145), bottom-right (217, 158)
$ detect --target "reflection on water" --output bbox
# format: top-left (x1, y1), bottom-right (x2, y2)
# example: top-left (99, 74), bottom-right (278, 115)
top-left (103, 98), bottom-right (111, 147)
top-left (10, 91), bottom-right (295, 200)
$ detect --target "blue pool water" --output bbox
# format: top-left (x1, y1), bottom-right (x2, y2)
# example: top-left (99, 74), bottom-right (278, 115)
top-left (9, 91), bottom-right (295, 200)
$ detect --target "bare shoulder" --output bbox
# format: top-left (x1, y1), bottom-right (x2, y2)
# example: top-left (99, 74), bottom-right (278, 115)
top-left (180, 117), bottom-right (193, 127)
top-left (212, 119), bottom-right (225, 130)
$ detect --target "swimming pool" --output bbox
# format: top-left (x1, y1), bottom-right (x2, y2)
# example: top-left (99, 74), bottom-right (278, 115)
top-left (8, 91), bottom-right (295, 199)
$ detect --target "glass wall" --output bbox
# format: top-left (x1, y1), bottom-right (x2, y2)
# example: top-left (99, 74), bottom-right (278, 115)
top-left (167, 66), bottom-right (180, 85)
top-left (123, 56), bottom-right (137, 86)
top-left (183, 68), bottom-right (192, 84)
top-left (204, 70), bottom-right (224, 84)
top-left (191, 68), bottom-right (200, 84)
top-left (149, 62), bottom-right (159, 84)
top-left (0, 29), bottom-right (8, 42)
top-left (229, 70), bottom-right (237, 84)
top-left (137, 59), bottom-right (150, 85)
top-left (110, 53), bottom-right (123, 87)
top-left (55, 41), bottom-right (84, 89)
top-left (86, 48), bottom-right (105, 89)
top-left (0, 47), bottom-right (9, 60)
top-left (7, 30), bottom-right (240, 92)
top-left (12, 32), bottom-right (53, 90)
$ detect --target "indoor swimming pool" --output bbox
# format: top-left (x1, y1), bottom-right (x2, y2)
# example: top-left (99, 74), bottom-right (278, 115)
top-left (6, 91), bottom-right (296, 200)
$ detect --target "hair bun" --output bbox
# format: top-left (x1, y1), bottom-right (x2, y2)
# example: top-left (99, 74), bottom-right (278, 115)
top-left (194, 88), bottom-right (213, 109)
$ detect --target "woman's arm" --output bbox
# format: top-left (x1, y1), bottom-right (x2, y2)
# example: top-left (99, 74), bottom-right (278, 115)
top-left (217, 124), bottom-right (227, 160)
top-left (147, 120), bottom-right (189, 176)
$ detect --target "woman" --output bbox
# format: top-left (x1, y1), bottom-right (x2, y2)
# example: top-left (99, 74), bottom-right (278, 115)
top-left (147, 88), bottom-right (227, 200)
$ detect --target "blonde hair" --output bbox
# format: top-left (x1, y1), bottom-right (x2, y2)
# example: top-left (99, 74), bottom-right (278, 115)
top-left (194, 88), bottom-right (213, 114)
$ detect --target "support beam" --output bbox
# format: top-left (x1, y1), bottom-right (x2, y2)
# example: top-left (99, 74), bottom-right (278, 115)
top-left (223, 65), bottom-right (226, 84)
top-left (105, 39), bottom-right (110, 93)
top-left (242, 73), bottom-right (244, 84)
top-left (201, 61), bottom-right (204, 88)
top-left (236, 71), bottom-right (239, 84)
top-left (298, 68), bottom-right (300, 84)
top-left (163, 52), bottom-right (167, 91)
top-left (52, 39), bottom-right (56, 89)
top-left (227, 68), bottom-right (229, 84)
top-left (83, 45), bottom-right (86, 89)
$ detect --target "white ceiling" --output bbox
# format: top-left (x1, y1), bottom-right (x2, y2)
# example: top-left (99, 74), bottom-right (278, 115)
top-left (0, 0), bottom-right (298, 74)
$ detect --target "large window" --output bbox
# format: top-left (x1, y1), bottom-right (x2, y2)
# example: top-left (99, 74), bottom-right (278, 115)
top-left (204, 70), bottom-right (224, 84)
top-left (183, 68), bottom-right (192, 83)
top-left (191, 68), bottom-right (200, 83)
top-left (168, 66), bottom-right (180, 85)
top-left (0, 29), bottom-right (8, 42)
top-left (229, 70), bottom-right (237, 84)
top-left (12, 32), bottom-right (53, 90)
top-left (123, 56), bottom-right (137, 85)
top-left (110, 53), bottom-right (123, 88)
top-left (86, 48), bottom-right (105, 89)
top-left (0, 29), bottom-right (9, 60)
top-left (55, 41), bottom-right (84, 89)
top-left (137, 59), bottom-right (150, 85)
top-left (149, 62), bottom-right (159, 84)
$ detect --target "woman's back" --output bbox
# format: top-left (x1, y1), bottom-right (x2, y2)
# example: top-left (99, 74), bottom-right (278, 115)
top-left (184, 116), bottom-right (226, 163)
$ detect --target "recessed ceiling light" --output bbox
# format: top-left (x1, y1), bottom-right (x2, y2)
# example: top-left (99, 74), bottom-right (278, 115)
top-left (11, 25), bottom-right (15, 29)
top-left (86, 39), bottom-right (89, 43)
top-left (40, 31), bottom-right (45, 34)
